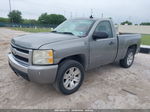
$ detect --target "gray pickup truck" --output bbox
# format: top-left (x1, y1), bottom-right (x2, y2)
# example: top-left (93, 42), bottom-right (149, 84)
top-left (8, 18), bottom-right (141, 95)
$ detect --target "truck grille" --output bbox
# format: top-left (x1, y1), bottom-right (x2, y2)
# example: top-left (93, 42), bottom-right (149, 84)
top-left (11, 44), bottom-right (31, 65)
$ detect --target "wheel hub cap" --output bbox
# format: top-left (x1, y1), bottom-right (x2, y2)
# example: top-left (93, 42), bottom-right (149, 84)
top-left (127, 52), bottom-right (134, 66)
top-left (63, 67), bottom-right (81, 90)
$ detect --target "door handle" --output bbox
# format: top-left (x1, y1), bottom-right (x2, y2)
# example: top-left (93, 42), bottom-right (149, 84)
top-left (109, 41), bottom-right (114, 45)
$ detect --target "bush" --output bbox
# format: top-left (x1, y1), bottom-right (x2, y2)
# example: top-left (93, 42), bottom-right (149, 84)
top-left (23, 19), bottom-right (38, 25)
top-left (121, 21), bottom-right (132, 25)
top-left (0, 17), bottom-right (9, 23)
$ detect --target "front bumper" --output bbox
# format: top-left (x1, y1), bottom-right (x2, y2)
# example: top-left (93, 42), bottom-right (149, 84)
top-left (8, 54), bottom-right (58, 84)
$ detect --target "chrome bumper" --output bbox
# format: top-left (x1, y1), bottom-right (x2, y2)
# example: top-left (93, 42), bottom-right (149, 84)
top-left (8, 54), bottom-right (58, 84)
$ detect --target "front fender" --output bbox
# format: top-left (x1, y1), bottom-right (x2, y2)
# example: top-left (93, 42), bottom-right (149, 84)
top-left (39, 38), bottom-right (89, 67)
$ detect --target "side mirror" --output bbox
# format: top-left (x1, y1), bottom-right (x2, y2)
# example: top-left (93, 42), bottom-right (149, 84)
top-left (93, 31), bottom-right (109, 40)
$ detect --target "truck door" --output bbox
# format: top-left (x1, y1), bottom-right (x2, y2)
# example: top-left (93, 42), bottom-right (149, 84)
top-left (89, 20), bottom-right (118, 68)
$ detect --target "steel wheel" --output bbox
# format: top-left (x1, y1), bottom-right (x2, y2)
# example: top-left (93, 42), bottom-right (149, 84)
top-left (63, 67), bottom-right (81, 90)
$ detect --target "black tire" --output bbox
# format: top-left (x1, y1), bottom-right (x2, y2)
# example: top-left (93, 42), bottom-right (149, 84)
top-left (120, 48), bottom-right (135, 68)
top-left (54, 60), bottom-right (84, 95)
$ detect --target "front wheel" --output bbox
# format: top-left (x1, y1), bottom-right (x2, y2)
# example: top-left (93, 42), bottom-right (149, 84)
top-left (54, 60), bottom-right (84, 95)
top-left (120, 49), bottom-right (135, 68)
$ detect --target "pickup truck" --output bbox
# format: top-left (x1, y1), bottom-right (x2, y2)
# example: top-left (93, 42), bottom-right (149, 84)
top-left (8, 18), bottom-right (141, 95)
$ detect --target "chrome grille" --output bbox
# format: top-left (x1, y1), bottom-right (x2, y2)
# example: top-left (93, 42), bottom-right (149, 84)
top-left (11, 44), bottom-right (31, 65)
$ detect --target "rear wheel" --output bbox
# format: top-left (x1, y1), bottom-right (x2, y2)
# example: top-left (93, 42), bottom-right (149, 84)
top-left (120, 49), bottom-right (135, 68)
top-left (54, 60), bottom-right (84, 95)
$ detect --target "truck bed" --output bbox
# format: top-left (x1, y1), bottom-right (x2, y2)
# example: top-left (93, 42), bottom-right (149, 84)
top-left (115, 33), bottom-right (141, 61)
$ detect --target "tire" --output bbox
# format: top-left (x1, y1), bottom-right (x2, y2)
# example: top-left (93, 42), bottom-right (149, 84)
top-left (54, 60), bottom-right (84, 95)
top-left (120, 48), bottom-right (135, 68)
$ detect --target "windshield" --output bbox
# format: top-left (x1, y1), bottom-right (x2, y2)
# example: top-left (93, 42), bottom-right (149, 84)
top-left (54, 19), bottom-right (95, 37)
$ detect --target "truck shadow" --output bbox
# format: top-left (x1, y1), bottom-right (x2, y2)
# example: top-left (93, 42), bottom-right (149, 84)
top-left (26, 62), bottom-right (121, 95)
top-left (2, 62), bottom-right (122, 108)
top-left (83, 62), bottom-right (121, 84)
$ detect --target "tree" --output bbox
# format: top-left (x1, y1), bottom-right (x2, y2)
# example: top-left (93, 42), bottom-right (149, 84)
top-left (38, 13), bottom-right (49, 24)
top-left (121, 21), bottom-right (132, 25)
top-left (38, 13), bottom-right (66, 25)
top-left (8, 10), bottom-right (22, 23)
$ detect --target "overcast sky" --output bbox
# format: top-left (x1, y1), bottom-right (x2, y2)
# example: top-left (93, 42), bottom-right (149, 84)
top-left (0, 0), bottom-right (150, 23)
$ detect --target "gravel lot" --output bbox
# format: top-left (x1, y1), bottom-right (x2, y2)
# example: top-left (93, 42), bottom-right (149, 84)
top-left (0, 28), bottom-right (150, 109)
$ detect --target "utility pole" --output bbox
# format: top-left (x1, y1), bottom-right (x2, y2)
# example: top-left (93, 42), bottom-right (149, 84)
top-left (9, 0), bottom-right (12, 12)
top-left (9, 0), bottom-right (13, 23)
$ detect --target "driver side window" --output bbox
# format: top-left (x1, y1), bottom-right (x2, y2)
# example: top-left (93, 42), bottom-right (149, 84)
top-left (95, 21), bottom-right (113, 38)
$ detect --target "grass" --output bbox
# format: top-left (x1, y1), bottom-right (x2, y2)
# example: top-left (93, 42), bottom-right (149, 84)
top-left (10, 27), bottom-right (51, 33)
top-left (141, 34), bottom-right (150, 45)
top-left (9, 27), bottom-right (150, 45)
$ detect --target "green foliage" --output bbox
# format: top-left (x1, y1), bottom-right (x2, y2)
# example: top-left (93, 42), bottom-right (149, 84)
top-left (38, 13), bottom-right (49, 24)
top-left (8, 10), bottom-right (22, 23)
top-left (0, 17), bottom-right (9, 23)
top-left (140, 22), bottom-right (150, 26)
top-left (1, 10), bottom-right (66, 25)
top-left (23, 19), bottom-right (38, 24)
top-left (121, 21), bottom-right (132, 25)
top-left (38, 13), bottom-right (66, 25)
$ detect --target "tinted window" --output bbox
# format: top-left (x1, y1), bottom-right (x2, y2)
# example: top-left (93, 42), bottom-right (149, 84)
top-left (95, 21), bottom-right (113, 38)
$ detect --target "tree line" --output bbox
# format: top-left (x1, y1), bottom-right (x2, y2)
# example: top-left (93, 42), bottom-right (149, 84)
top-left (0, 10), bottom-right (150, 26)
top-left (0, 10), bottom-right (66, 25)
top-left (120, 21), bottom-right (150, 26)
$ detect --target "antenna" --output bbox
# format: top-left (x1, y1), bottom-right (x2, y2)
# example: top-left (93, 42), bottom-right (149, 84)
top-left (70, 12), bottom-right (72, 18)
top-left (90, 9), bottom-right (93, 19)
top-left (63, 10), bottom-right (66, 17)
top-left (101, 13), bottom-right (103, 18)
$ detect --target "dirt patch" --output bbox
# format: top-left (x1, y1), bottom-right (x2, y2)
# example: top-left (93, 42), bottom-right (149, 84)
top-left (0, 28), bottom-right (150, 109)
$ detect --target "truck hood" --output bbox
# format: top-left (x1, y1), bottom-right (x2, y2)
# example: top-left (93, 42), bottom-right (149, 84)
top-left (11, 32), bottom-right (78, 49)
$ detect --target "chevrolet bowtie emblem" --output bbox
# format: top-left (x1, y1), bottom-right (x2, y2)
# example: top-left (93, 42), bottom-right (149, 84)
top-left (12, 48), bottom-right (17, 55)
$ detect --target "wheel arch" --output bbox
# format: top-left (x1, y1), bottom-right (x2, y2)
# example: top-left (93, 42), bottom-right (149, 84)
top-left (128, 44), bottom-right (137, 54)
top-left (58, 54), bottom-right (87, 70)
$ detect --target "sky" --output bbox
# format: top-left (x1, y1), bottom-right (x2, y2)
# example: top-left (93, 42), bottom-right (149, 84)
top-left (0, 0), bottom-right (150, 24)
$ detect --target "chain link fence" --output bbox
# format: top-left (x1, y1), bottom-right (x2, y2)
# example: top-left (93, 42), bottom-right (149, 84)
top-left (0, 22), bottom-right (57, 28)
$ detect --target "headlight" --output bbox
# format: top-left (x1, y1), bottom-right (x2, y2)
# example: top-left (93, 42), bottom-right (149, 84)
top-left (33, 50), bottom-right (54, 65)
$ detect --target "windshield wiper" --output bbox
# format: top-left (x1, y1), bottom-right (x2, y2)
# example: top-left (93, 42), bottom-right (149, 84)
top-left (51, 30), bottom-right (57, 33)
top-left (51, 31), bottom-right (74, 36)
top-left (60, 32), bottom-right (74, 35)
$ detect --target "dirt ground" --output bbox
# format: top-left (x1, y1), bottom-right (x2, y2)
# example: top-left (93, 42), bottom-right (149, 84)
top-left (0, 28), bottom-right (150, 109)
